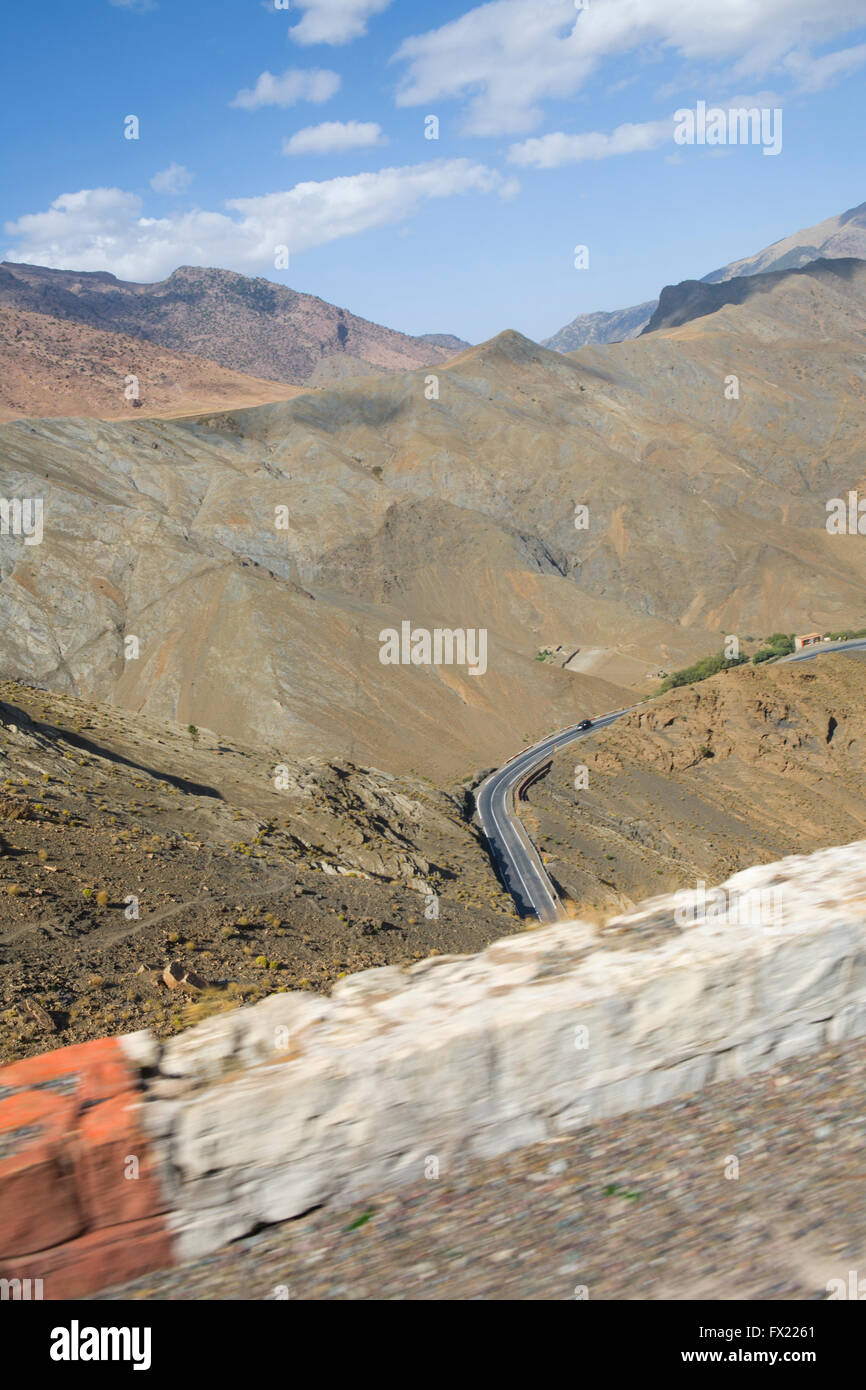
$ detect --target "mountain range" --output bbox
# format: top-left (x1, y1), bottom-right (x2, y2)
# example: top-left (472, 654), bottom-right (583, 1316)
top-left (543, 197), bottom-right (866, 350)
top-left (3, 201), bottom-right (866, 1074)
top-left (2, 197), bottom-right (863, 424)
top-left (2, 254), bottom-right (864, 780)
top-left (0, 260), bottom-right (468, 413)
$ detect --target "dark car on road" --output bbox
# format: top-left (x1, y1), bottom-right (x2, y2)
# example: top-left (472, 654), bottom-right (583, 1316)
top-left (577, 719), bottom-right (593, 730)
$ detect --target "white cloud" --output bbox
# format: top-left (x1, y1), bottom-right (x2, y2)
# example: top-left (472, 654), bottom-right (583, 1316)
top-left (783, 42), bottom-right (866, 93)
top-left (394, 0), bottom-right (588, 136)
top-left (394, 0), bottom-right (866, 135)
top-left (289, 0), bottom-right (393, 46)
top-left (231, 67), bottom-right (340, 110)
top-left (149, 163), bottom-right (194, 194)
top-left (283, 120), bottom-right (387, 155)
top-left (3, 163), bottom-right (519, 282)
top-left (509, 117), bottom-right (673, 168)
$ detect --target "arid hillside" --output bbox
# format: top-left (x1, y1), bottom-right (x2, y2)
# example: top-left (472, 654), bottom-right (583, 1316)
top-left (526, 652), bottom-right (866, 918)
top-left (642, 256), bottom-right (866, 335)
top-left (0, 261), bottom-right (468, 396)
top-left (0, 304), bottom-right (305, 421)
top-left (0, 681), bottom-right (517, 1062)
top-left (0, 261), bottom-right (865, 778)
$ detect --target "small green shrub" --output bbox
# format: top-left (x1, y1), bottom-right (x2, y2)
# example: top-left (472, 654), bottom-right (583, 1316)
top-left (660, 651), bottom-right (747, 693)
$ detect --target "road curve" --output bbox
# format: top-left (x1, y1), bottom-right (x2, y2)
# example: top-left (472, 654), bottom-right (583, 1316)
top-left (778, 637), bottom-right (866, 664)
top-left (476, 638), bottom-right (866, 923)
top-left (474, 707), bottom-right (634, 922)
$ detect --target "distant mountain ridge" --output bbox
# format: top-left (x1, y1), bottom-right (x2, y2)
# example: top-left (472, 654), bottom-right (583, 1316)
top-left (641, 256), bottom-right (866, 336)
top-left (545, 301), bottom-right (656, 350)
top-left (544, 198), bottom-right (866, 351)
top-left (700, 200), bottom-right (866, 283)
top-left (0, 261), bottom-right (470, 390)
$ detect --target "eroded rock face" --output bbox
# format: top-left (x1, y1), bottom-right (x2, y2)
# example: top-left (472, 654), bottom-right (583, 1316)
top-left (121, 840), bottom-right (866, 1261)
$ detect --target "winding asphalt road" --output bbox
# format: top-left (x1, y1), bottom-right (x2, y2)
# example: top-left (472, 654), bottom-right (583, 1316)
top-left (474, 707), bottom-right (634, 922)
top-left (476, 638), bottom-right (866, 923)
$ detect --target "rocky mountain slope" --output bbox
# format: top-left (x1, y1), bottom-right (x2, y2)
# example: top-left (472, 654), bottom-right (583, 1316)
top-left (527, 651), bottom-right (866, 919)
top-left (0, 261), bottom-right (469, 400)
top-left (1, 263), bottom-right (865, 779)
top-left (0, 304), bottom-right (306, 422)
top-left (641, 256), bottom-right (866, 336)
top-left (702, 198), bottom-right (866, 282)
top-left (544, 197), bottom-right (866, 350)
top-left (0, 681), bottom-right (517, 1062)
top-left (543, 299), bottom-right (657, 351)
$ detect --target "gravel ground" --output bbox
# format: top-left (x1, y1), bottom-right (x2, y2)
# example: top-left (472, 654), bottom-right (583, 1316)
top-left (0, 683), bottom-right (519, 1063)
top-left (101, 1039), bottom-right (866, 1301)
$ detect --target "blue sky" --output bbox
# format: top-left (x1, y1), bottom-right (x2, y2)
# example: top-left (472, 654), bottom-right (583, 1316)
top-left (2, 0), bottom-right (865, 343)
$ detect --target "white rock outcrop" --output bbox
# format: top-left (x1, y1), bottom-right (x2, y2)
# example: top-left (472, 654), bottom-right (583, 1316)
top-left (121, 840), bottom-right (866, 1260)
